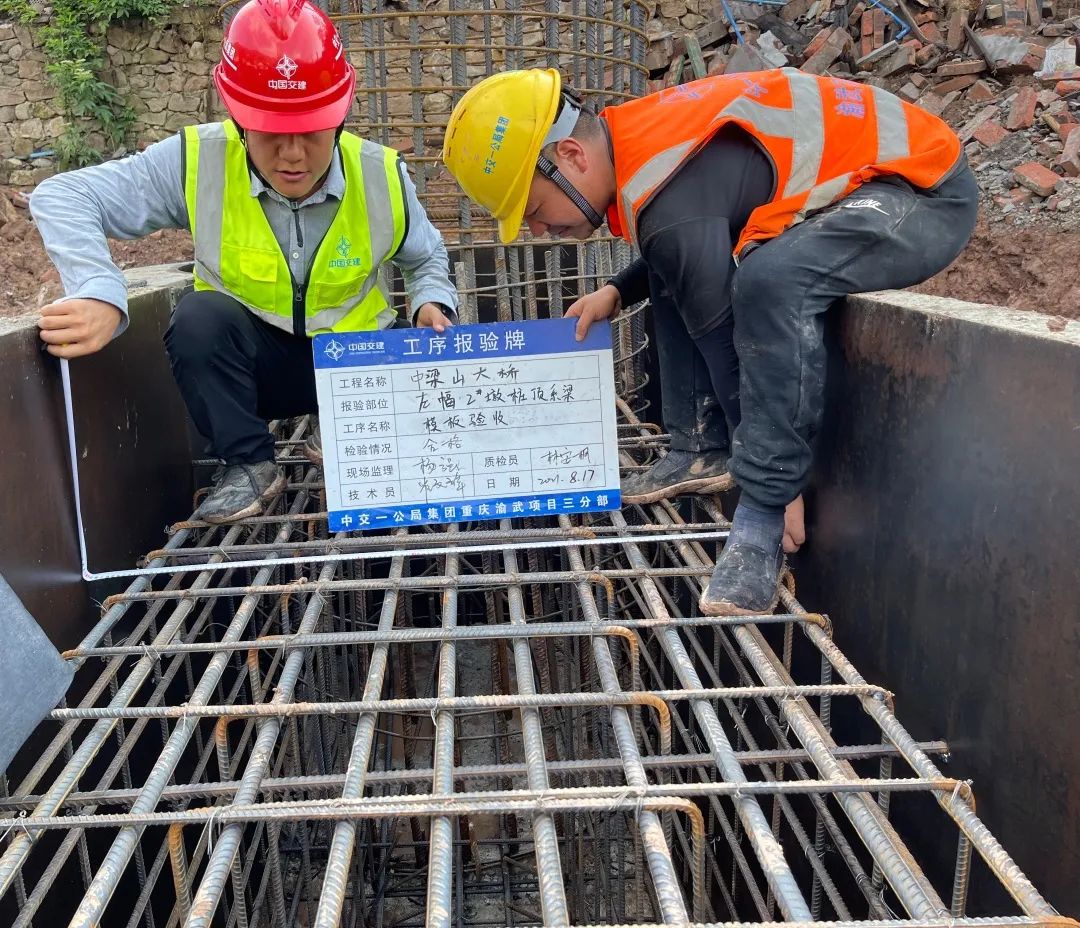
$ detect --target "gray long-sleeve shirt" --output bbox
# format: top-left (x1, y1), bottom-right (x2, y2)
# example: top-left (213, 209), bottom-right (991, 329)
top-left (30, 130), bottom-right (458, 337)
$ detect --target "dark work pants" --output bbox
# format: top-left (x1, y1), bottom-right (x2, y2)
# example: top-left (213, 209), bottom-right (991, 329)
top-left (729, 166), bottom-right (979, 509)
top-left (653, 164), bottom-right (979, 509)
top-left (652, 267), bottom-right (742, 454)
top-left (164, 290), bottom-right (318, 464)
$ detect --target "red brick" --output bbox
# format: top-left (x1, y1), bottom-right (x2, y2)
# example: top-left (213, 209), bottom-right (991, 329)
top-left (957, 104), bottom-right (1000, 141)
top-left (910, 72), bottom-right (928, 88)
top-left (1005, 86), bottom-right (1038, 130)
top-left (915, 45), bottom-right (938, 66)
top-left (936, 74), bottom-right (980, 93)
top-left (1039, 69), bottom-right (1080, 84)
top-left (1056, 80), bottom-right (1080, 95)
top-left (873, 9), bottom-right (886, 48)
top-left (967, 79), bottom-right (997, 102)
top-left (1036, 89), bottom-right (1060, 108)
top-left (860, 10), bottom-right (875, 57)
top-left (972, 120), bottom-right (1011, 146)
top-left (915, 10), bottom-right (940, 23)
top-left (920, 22), bottom-right (943, 43)
top-left (1013, 161), bottom-right (1063, 196)
top-left (1059, 131), bottom-right (1080, 176)
top-left (946, 10), bottom-right (966, 50)
top-left (802, 27), bottom-right (835, 61)
top-left (1059, 122), bottom-right (1080, 142)
top-left (801, 28), bottom-right (854, 75)
top-left (936, 59), bottom-right (987, 77)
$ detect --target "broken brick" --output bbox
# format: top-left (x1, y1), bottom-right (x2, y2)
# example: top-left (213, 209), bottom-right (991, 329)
top-left (1059, 131), bottom-right (1080, 176)
top-left (876, 44), bottom-right (916, 77)
top-left (910, 72), bottom-right (929, 89)
top-left (1013, 161), bottom-right (1063, 196)
top-left (967, 79), bottom-right (998, 102)
top-left (802, 26), bottom-right (835, 62)
top-left (917, 92), bottom-right (948, 116)
top-left (898, 81), bottom-right (921, 101)
top-left (958, 104), bottom-right (1001, 141)
top-left (873, 9), bottom-right (886, 48)
top-left (915, 45), bottom-right (938, 66)
top-left (1058, 122), bottom-right (1080, 142)
top-left (1056, 80), bottom-right (1080, 95)
top-left (1036, 89), bottom-right (1060, 107)
top-left (1005, 85), bottom-right (1038, 129)
top-left (860, 11), bottom-right (875, 58)
top-left (972, 120), bottom-right (1011, 146)
top-left (920, 22), bottom-right (943, 43)
top-left (801, 28), bottom-right (854, 75)
top-left (946, 10), bottom-right (967, 50)
top-left (936, 60), bottom-right (988, 77)
top-left (1036, 139), bottom-right (1063, 159)
top-left (936, 74), bottom-right (981, 93)
top-left (915, 10), bottom-right (940, 24)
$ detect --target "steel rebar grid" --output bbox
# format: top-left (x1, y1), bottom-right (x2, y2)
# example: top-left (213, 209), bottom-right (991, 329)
top-left (2, 437), bottom-right (1074, 928)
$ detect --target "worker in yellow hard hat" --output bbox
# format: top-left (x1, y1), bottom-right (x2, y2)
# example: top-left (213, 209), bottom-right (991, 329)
top-left (443, 67), bottom-right (978, 617)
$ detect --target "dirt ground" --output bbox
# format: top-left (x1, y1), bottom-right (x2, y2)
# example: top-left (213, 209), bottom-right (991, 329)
top-left (0, 188), bottom-right (1077, 322)
top-left (912, 216), bottom-right (1080, 318)
top-left (0, 195), bottom-right (194, 326)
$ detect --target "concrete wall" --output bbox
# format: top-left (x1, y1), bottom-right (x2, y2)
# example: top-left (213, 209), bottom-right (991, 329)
top-left (798, 291), bottom-right (1080, 917)
top-left (0, 265), bottom-right (195, 648)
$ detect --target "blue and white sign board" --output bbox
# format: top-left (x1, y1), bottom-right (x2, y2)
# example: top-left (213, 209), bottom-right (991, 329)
top-left (313, 318), bottom-right (621, 532)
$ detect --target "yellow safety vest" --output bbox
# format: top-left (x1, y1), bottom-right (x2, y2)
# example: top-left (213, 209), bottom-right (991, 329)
top-left (182, 120), bottom-right (407, 336)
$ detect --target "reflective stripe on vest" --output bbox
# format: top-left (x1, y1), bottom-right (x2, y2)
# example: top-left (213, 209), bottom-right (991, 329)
top-left (183, 121), bottom-right (407, 335)
top-left (605, 69), bottom-right (961, 256)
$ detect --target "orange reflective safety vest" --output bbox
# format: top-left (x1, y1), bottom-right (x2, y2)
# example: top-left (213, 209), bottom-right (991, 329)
top-left (601, 68), bottom-right (962, 257)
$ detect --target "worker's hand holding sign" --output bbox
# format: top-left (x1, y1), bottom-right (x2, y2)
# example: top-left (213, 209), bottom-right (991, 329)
top-left (565, 283), bottom-right (621, 341)
top-left (414, 301), bottom-right (454, 333)
top-left (38, 298), bottom-right (122, 359)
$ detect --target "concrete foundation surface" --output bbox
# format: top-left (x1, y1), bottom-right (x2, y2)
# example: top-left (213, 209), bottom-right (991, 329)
top-left (799, 290), bottom-right (1080, 917)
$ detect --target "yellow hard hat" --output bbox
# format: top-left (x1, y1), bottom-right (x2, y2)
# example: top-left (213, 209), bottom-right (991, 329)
top-left (442, 69), bottom-right (562, 244)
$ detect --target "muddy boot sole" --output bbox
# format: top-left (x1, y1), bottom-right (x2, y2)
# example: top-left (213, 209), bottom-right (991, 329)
top-left (622, 471), bottom-right (734, 505)
top-left (202, 473), bottom-right (287, 525)
top-left (697, 588), bottom-right (779, 617)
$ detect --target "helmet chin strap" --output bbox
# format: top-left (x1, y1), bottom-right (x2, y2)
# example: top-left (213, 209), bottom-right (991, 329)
top-left (535, 154), bottom-right (604, 230)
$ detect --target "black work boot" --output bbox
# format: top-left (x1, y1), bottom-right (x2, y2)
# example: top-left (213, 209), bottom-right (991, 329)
top-left (622, 449), bottom-right (732, 505)
top-left (193, 461), bottom-right (286, 524)
top-left (699, 501), bottom-right (784, 615)
top-left (303, 423), bottom-right (323, 466)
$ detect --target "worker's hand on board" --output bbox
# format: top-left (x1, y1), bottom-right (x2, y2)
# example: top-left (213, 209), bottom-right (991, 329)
top-left (415, 302), bottom-right (453, 333)
top-left (566, 284), bottom-right (622, 342)
top-left (37, 298), bottom-right (122, 359)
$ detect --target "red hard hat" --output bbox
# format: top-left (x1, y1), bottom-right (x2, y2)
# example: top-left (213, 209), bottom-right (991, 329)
top-left (213, 0), bottom-right (355, 133)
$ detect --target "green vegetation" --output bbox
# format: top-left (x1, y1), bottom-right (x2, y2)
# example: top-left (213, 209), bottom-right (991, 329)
top-left (1, 0), bottom-right (188, 165)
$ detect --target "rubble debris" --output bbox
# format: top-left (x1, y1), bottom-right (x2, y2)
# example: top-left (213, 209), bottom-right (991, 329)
top-left (639, 0), bottom-right (1079, 223)
top-left (1014, 160), bottom-right (1064, 195)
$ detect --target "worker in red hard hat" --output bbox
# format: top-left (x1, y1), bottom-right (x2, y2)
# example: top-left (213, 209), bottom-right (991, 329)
top-left (31, 0), bottom-right (458, 524)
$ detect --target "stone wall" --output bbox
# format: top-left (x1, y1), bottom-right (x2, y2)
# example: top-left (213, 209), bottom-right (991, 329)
top-left (0, 0), bottom-right (710, 183)
top-left (1, 3), bottom-right (224, 183)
